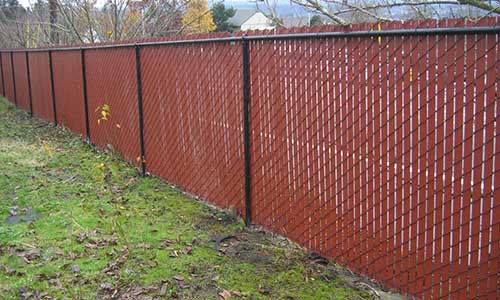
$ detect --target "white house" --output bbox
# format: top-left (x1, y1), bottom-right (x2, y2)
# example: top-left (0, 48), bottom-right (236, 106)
top-left (228, 10), bottom-right (275, 31)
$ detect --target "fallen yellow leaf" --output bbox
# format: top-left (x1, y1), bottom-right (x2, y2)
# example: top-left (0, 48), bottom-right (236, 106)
top-left (42, 142), bottom-right (52, 156)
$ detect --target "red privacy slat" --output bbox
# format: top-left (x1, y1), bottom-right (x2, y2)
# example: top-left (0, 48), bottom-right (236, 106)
top-left (0, 53), bottom-right (4, 96)
top-left (12, 52), bottom-right (30, 112)
top-left (1, 17), bottom-right (499, 300)
top-left (140, 42), bottom-right (245, 213)
top-left (84, 47), bottom-right (140, 164)
top-left (28, 52), bottom-right (54, 122)
top-left (2, 53), bottom-right (15, 102)
top-left (52, 50), bottom-right (86, 136)
top-left (247, 21), bottom-right (500, 300)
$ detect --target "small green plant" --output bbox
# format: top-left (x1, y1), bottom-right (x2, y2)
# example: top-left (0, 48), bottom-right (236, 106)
top-left (95, 104), bottom-right (121, 129)
top-left (95, 104), bottom-right (110, 125)
top-left (92, 162), bottom-right (107, 182)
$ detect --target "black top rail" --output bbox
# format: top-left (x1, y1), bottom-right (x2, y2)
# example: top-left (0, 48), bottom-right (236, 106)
top-left (1, 26), bottom-right (499, 53)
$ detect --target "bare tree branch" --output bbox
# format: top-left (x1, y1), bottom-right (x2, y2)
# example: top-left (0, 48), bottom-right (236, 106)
top-left (289, 0), bottom-right (500, 24)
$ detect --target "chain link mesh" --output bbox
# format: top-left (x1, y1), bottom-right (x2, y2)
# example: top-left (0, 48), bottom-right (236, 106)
top-left (0, 54), bottom-right (4, 96)
top-left (12, 52), bottom-right (30, 111)
top-left (141, 40), bottom-right (245, 213)
top-left (248, 19), bottom-right (499, 300)
top-left (2, 53), bottom-right (14, 102)
top-left (85, 47), bottom-right (141, 165)
top-left (52, 50), bottom-right (86, 136)
top-left (28, 52), bottom-right (55, 122)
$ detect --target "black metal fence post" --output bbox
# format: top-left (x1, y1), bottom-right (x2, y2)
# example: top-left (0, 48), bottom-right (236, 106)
top-left (11, 52), bottom-right (17, 106)
top-left (25, 51), bottom-right (33, 116)
top-left (48, 50), bottom-right (58, 125)
top-left (134, 45), bottom-right (146, 176)
top-left (0, 52), bottom-right (5, 97)
top-left (242, 39), bottom-right (252, 227)
top-left (80, 48), bottom-right (90, 141)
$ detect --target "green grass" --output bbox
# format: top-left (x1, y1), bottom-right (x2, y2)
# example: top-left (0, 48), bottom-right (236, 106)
top-left (0, 98), bottom-right (370, 300)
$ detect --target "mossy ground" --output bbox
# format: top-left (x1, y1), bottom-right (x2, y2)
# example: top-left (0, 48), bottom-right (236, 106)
top-left (0, 98), bottom-right (370, 300)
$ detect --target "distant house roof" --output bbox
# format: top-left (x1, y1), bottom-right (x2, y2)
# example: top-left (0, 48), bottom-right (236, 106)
top-left (228, 9), bottom-right (264, 26)
top-left (228, 9), bottom-right (275, 31)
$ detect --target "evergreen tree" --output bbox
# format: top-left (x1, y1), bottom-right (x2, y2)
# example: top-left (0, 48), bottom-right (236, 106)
top-left (212, 2), bottom-right (236, 32)
top-left (309, 15), bottom-right (324, 26)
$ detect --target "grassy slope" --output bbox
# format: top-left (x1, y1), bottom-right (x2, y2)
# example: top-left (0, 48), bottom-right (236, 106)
top-left (0, 98), bottom-right (369, 300)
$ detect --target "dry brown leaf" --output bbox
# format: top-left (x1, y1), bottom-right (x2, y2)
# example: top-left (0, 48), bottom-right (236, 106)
top-left (159, 282), bottom-right (168, 296)
top-left (136, 243), bottom-right (152, 249)
top-left (232, 290), bottom-right (242, 297)
top-left (218, 289), bottom-right (231, 300)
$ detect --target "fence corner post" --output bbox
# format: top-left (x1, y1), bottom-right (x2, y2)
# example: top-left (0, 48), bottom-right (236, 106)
top-left (25, 51), bottom-right (33, 116)
top-left (242, 38), bottom-right (252, 227)
top-left (48, 50), bottom-right (58, 125)
top-left (134, 44), bottom-right (146, 177)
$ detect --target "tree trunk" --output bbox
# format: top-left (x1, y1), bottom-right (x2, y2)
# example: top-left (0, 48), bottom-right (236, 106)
top-left (49, 0), bottom-right (58, 44)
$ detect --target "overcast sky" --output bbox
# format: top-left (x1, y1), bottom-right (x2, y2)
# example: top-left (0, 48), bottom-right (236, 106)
top-left (18, 0), bottom-right (31, 7)
top-left (17, 0), bottom-right (245, 7)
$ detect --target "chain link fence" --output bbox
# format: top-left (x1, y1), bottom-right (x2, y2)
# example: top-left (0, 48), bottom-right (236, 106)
top-left (1, 52), bottom-right (15, 103)
top-left (51, 50), bottom-right (87, 136)
top-left (12, 52), bottom-right (30, 112)
top-left (1, 17), bottom-right (499, 300)
top-left (28, 51), bottom-right (55, 122)
top-left (84, 47), bottom-right (141, 164)
top-left (141, 41), bottom-right (246, 212)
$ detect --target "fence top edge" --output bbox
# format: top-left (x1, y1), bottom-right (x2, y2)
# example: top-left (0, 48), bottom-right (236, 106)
top-left (1, 25), bottom-right (499, 53)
